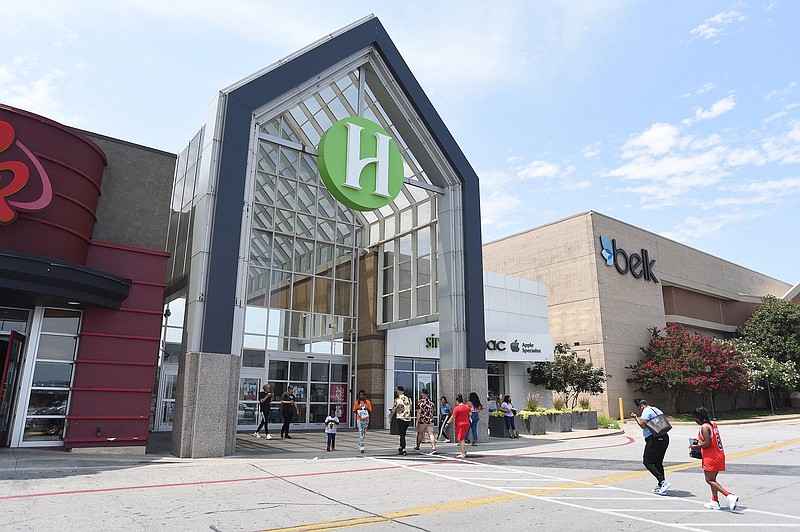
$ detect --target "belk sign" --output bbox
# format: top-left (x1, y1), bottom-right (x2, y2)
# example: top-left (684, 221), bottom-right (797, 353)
top-left (317, 116), bottom-right (404, 211)
top-left (599, 235), bottom-right (659, 283)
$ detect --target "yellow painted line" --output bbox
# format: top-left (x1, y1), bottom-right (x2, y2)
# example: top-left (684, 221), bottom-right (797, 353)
top-left (263, 436), bottom-right (800, 531)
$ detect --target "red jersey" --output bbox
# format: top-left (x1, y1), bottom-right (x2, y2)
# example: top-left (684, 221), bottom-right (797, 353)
top-left (698, 421), bottom-right (726, 472)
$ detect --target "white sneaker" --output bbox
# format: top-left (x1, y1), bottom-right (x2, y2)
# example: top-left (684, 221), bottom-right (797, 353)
top-left (253, 432), bottom-right (261, 438)
top-left (704, 500), bottom-right (721, 510)
top-left (651, 486), bottom-right (661, 494)
top-left (728, 494), bottom-right (739, 511)
top-left (266, 434), bottom-right (272, 440)
top-left (445, 439), bottom-right (451, 443)
top-left (656, 480), bottom-right (671, 495)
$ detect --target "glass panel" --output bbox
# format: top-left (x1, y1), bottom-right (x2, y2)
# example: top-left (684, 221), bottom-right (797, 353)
top-left (311, 363), bottom-right (328, 383)
top-left (296, 183), bottom-right (316, 214)
top-left (289, 362), bottom-right (308, 382)
top-left (258, 141), bottom-right (278, 173)
top-left (246, 267), bottom-right (269, 306)
top-left (310, 383), bottom-right (328, 402)
top-left (273, 208), bottom-right (295, 235)
top-left (269, 270), bottom-right (291, 309)
top-left (309, 403), bottom-right (328, 424)
top-left (317, 187), bottom-right (336, 219)
top-left (383, 266), bottom-right (394, 292)
top-left (394, 371), bottom-right (413, 394)
top-left (162, 374), bottom-right (178, 400)
top-left (27, 390), bottom-right (69, 412)
top-left (417, 256), bottom-right (431, 286)
top-left (313, 277), bottom-right (332, 314)
top-left (417, 285), bottom-right (431, 317)
top-left (245, 307), bottom-right (268, 334)
top-left (268, 360), bottom-right (289, 381)
top-left (238, 401), bottom-right (258, 424)
top-left (395, 358), bottom-right (413, 371)
top-left (398, 260), bottom-right (411, 290)
top-left (23, 418), bottom-right (65, 441)
top-left (334, 254), bottom-right (353, 281)
top-left (272, 235), bottom-right (293, 270)
top-left (0, 308), bottom-right (28, 332)
top-left (399, 234), bottom-right (412, 261)
top-left (252, 204), bottom-right (274, 230)
top-left (275, 178), bottom-right (297, 210)
top-left (382, 295), bottom-right (393, 323)
top-left (415, 360), bottom-right (438, 372)
top-left (330, 364), bottom-right (348, 383)
top-left (41, 309), bottom-right (80, 334)
top-left (250, 230), bottom-right (272, 267)
top-left (298, 154), bottom-right (317, 183)
top-left (242, 349), bottom-right (266, 368)
top-left (400, 209), bottom-right (413, 233)
top-left (317, 219), bottom-right (335, 243)
top-left (291, 274), bottom-right (312, 313)
top-left (254, 172), bottom-right (275, 205)
top-left (36, 335), bottom-right (77, 361)
top-left (295, 213), bottom-right (315, 238)
top-left (243, 335), bottom-right (265, 349)
top-left (398, 290), bottom-right (411, 320)
top-left (294, 238), bottom-right (314, 274)
top-left (332, 404), bottom-right (347, 424)
top-left (334, 280), bottom-right (352, 316)
top-left (278, 147), bottom-right (299, 177)
top-left (31, 363), bottom-right (72, 387)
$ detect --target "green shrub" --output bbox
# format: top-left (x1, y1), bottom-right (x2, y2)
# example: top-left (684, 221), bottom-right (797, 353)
top-left (526, 392), bottom-right (541, 411)
top-left (578, 397), bottom-right (591, 410)
top-left (552, 397), bottom-right (566, 411)
top-left (598, 415), bottom-right (620, 429)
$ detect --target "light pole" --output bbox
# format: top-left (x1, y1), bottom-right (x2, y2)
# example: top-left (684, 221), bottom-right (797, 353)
top-left (766, 374), bottom-right (776, 415)
top-left (704, 365), bottom-right (716, 421)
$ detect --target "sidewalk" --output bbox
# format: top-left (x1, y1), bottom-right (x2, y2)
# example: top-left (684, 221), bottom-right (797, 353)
top-left (0, 427), bottom-right (624, 473)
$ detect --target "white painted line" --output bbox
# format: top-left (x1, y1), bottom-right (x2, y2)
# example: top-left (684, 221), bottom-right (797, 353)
top-left (454, 477), bottom-right (563, 481)
top-left (679, 525), bottom-right (800, 528)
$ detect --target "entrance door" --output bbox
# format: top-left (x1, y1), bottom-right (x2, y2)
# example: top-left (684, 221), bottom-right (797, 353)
top-left (0, 332), bottom-right (26, 446)
top-left (155, 364), bottom-right (178, 432)
top-left (267, 359), bottom-right (349, 429)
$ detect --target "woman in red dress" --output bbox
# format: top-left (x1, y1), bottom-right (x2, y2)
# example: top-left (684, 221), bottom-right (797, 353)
top-left (446, 393), bottom-right (472, 458)
top-left (689, 406), bottom-right (739, 511)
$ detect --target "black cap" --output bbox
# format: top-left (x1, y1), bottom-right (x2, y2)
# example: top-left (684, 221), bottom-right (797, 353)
top-left (634, 398), bottom-right (648, 406)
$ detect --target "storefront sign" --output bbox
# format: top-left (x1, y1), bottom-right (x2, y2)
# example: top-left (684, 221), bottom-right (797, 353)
top-left (599, 235), bottom-right (659, 283)
top-left (0, 121), bottom-right (53, 224)
top-left (317, 116), bottom-right (404, 211)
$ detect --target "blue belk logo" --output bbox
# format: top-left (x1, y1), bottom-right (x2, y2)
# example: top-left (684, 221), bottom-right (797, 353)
top-left (600, 235), bottom-right (614, 266)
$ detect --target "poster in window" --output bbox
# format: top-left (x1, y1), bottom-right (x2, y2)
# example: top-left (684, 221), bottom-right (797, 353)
top-left (240, 378), bottom-right (260, 401)
top-left (330, 383), bottom-right (347, 404)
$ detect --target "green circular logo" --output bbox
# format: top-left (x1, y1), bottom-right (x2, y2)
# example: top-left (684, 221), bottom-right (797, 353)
top-left (317, 116), bottom-right (404, 211)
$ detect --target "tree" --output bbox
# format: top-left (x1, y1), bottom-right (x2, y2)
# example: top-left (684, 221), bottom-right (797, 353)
top-left (627, 324), bottom-right (748, 413)
top-left (738, 295), bottom-right (800, 373)
top-left (732, 339), bottom-right (800, 409)
top-left (528, 342), bottom-right (608, 409)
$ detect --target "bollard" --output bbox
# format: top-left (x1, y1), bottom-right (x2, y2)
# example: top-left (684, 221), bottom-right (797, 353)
top-left (619, 397), bottom-right (624, 422)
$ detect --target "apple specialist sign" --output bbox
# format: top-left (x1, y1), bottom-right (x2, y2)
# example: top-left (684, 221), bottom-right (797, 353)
top-left (317, 116), bottom-right (404, 211)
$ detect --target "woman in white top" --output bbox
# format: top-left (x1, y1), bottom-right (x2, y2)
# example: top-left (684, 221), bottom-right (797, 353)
top-left (500, 394), bottom-right (518, 438)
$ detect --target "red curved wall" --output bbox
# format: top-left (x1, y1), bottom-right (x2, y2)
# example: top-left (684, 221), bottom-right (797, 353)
top-left (0, 104), bottom-right (106, 264)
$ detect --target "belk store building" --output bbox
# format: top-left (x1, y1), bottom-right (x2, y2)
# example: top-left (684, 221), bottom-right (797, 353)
top-left (483, 211), bottom-right (794, 416)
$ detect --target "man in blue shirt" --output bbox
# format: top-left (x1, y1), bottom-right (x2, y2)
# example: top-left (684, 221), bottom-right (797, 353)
top-left (631, 398), bottom-right (671, 495)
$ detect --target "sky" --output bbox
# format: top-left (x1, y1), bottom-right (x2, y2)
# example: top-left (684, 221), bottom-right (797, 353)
top-left (2, 1), bottom-right (798, 286)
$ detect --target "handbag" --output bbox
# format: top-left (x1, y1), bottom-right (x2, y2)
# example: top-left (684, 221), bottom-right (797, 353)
top-left (511, 408), bottom-right (517, 416)
top-left (644, 409), bottom-right (672, 436)
top-left (689, 438), bottom-right (702, 459)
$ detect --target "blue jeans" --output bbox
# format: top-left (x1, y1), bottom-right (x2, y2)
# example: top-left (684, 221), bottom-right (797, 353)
top-left (468, 412), bottom-right (480, 442)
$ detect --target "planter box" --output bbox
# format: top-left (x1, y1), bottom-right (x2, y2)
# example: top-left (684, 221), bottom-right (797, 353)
top-left (542, 412), bottom-right (572, 433)
top-left (489, 415), bottom-right (510, 437)
top-left (571, 411), bottom-right (598, 430)
top-left (520, 414), bottom-right (547, 435)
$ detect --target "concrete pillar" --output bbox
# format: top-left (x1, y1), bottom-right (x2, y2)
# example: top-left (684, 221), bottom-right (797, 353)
top-left (171, 351), bottom-right (239, 458)
top-left (439, 367), bottom-right (489, 443)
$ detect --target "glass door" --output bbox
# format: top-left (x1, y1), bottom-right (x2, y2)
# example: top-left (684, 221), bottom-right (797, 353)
top-left (266, 358), bottom-right (348, 429)
top-left (0, 332), bottom-right (26, 446)
top-left (155, 365), bottom-right (178, 431)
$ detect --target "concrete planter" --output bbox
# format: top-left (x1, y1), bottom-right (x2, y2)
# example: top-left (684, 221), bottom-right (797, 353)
top-left (489, 415), bottom-right (510, 437)
top-left (542, 412), bottom-right (572, 433)
top-left (520, 414), bottom-right (547, 435)
top-left (571, 411), bottom-right (598, 430)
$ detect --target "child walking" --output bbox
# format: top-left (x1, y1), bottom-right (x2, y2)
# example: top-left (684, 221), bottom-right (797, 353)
top-left (325, 407), bottom-right (339, 452)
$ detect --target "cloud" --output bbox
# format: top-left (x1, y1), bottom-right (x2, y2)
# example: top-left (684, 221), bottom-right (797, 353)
top-left (684, 95), bottom-right (736, 124)
top-left (0, 55), bottom-right (83, 124)
top-left (517, 160), bottom-right (564, 179)
top-left (764, 82), bottom-right (797, 103)
top-left (762, 121), bottom-right (800, 164)
top-left (660, 210), bottom-right (762, 242)
top-left (621, 123), bottom-right (683, 157)
top-left (680, 82), bottom-right (716, 98)
top-left (689, 10), bottom-right (746, 41)
top-left (582, 141), bottom-right (601, 159)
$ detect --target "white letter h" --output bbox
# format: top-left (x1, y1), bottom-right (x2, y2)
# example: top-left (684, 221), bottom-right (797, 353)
top-left (343, 121), bottom-right (392, 198)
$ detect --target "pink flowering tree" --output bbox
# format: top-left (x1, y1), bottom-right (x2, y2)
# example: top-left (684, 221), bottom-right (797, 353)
top-left (628, 324), bottom-right (748, 413)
